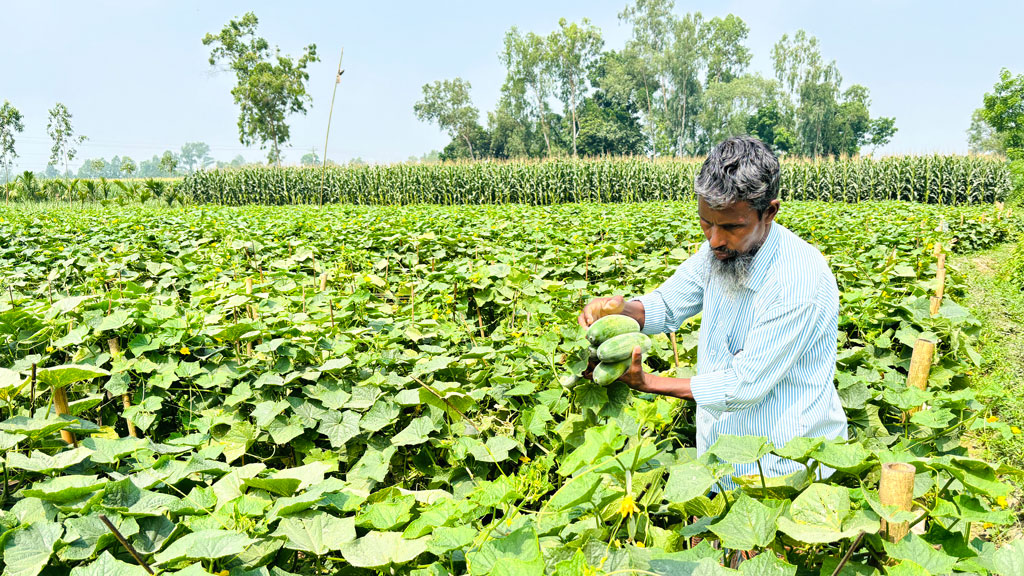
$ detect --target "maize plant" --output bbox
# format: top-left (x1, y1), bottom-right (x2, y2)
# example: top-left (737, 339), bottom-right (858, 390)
top-left (180, 156), bottom-right (1013, 206)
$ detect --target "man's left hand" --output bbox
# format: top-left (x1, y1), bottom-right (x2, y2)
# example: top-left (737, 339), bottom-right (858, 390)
top-left (618, 345), bottom-right (649, 392)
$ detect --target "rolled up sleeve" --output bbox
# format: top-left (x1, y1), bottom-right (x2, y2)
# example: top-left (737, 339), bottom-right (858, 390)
top-left (690, 299), bottom-right (818, 416)
top-left (633, 244), bottom-right (708, 335)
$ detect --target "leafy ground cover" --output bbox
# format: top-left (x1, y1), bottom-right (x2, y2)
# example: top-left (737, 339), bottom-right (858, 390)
top-left (0, 201), bottom-right (1021, 575)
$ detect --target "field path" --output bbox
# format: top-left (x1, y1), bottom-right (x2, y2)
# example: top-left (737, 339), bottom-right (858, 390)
top-left (954, 242), bottom-right (1024, 541)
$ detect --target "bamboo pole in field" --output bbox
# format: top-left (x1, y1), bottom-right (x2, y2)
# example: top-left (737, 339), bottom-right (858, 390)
top-left (670, 332), bottom-right (680, 369)
top-left (53, 387), bottom-right (76, 445)
top-left (906, 338), bottom-right (936, 416)
top-left (108, 338), bottom-right (138, 438)
top-left (879, 462), bottom-right (916, 542)
top-left (246, 278), bottom-right (255, 356)
top-left (930, 249), bottom-right (946, 316)
top-left (319, 271), bottom-right (329, 292)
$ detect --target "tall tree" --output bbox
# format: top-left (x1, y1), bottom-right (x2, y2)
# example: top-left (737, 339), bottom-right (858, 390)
top-left (203, 12), bottom-right (319, 164)
top-left (46, 103), bottom-right (87, 182)
top-left (967, 108), bottom-right (1006, 155)
top-left (500, 27), bottom-right (558, 156)
top-left (180, 142), bottom-right (213, 172)
top-left (982, 68), bottom-right (1024, 159)
top-left (619, 0), bottom-right (677, 154)
top-left (0, 101), bottom-right (25, 202)
top-left (547, 18), bottom-right (604, 157)
top-left (414, 78), bottom-right (482, 160)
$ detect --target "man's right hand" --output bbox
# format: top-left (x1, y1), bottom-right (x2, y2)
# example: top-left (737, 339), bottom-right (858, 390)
top-left (578, 295), bottom-right (626, 327)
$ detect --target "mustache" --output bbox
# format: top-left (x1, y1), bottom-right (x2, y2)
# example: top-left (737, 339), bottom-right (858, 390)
top-left (713, 247), bottom-right (741, 259)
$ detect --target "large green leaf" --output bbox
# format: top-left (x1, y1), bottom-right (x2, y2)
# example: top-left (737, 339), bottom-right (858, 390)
top-left (882, 533), bottom-right (957, 575)
top-left (339, 531), bottom-right (429, 568)
top-left (3, 522), bottom-right (62, 576)
top-left (557, 423), bottom-right (624, 476)
top-left (7, 447), bottom-right (93, 473)
top-left (22, 474), bottom-right (106, 502)
top-left (466, 525), bottom-right (544, 576)
top-left (69, 550), bottom-right (149, 576)
top-left (154, 529), bottom-right (255, 564)
top-left (273, 513), bottom-right (355, 555)
top-left (707, 434), bottom-right (772, 465)
top-left (663, 461), bottom-right (718, 505)
top-left (708, 493), bottom-right (782, 551)
top-left (775, 484), bottom-right (878, 544)
top-left (35, 364), bottom-right (110, 389)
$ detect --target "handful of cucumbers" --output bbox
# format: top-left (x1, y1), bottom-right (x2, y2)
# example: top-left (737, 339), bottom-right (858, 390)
top-left (585, 315), bottom-right (651, 386)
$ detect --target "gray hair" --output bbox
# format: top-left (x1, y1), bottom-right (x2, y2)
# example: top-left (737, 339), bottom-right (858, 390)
top-left (695, 136), bottom-right (780, 215)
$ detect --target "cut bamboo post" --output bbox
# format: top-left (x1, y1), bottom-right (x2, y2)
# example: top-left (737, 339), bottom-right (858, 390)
top-left (670, 332), bottom-right (680, 369)
top-left (245, 278), bottom-right (255, 356)
top-left (319, 271), bottom-right (329, 292)
top-left (929, 251), bottom-right (946, 316)
top-left (879, 462), bottom-right (916, 542)
top-left (108, 337), bottom-right (138, 438)
top-left (52, 388), bottom-right (75, 445)
top-left (906, 338), bottom-right (935, 416)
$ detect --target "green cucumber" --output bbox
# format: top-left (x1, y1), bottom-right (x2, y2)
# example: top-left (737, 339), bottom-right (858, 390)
top-left (597, 332), bottom-right (651, 363)
top-left (586, 314), bottom-right (640, 346)
top-left (592, 359), bottom-right (631, 386)
top-left (589, 346), bottom-right (600, 362)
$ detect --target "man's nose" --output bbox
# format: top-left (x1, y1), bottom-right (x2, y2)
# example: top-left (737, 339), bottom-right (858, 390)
top-left (709, 228), bottom-right (727, 250)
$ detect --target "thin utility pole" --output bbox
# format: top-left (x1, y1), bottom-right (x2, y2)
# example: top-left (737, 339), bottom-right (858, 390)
top-left (319, 48), bottom-right (344, 207)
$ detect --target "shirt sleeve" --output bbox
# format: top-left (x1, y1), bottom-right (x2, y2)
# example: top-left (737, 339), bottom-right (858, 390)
top-left (633, 243), bottom-right (708, 335)
top-left (690, 297), bottom-right (820, 417)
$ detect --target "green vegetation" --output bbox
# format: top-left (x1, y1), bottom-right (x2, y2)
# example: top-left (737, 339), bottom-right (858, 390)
top-left (0, 200), bottom-right (1020, 574)
top-left (180, 155), bottom-right (1012, 206)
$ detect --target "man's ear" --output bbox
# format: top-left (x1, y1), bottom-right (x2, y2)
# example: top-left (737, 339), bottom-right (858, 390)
top-left (763, 199), bottom-right (781, 223)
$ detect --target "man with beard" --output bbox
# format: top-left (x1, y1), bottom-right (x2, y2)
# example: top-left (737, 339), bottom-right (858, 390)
top-left (578, 136), bottom-right (847, 487)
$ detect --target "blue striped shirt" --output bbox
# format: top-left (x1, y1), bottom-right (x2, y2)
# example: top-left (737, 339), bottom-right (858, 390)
top-left (635, 223), bottom-right (848, 487)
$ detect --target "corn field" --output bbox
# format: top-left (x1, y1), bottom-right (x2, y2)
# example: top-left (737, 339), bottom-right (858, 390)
top-left (179, 155), bottom-right (1012, 206)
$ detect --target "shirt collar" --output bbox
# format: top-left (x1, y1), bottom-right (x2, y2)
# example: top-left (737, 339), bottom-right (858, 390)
top-left (743, 223), bottom-right (781, 292)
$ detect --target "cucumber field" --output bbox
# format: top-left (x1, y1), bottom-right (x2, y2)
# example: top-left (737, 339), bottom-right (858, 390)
top-left (5, 2), bottom-right (1024, 574)
top-left (0, 193), bottom-right (1022, 575)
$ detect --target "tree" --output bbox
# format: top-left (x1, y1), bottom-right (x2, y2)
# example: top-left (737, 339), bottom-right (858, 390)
top-left (301, 150), bottom-right (320, 166)
top-left (46, 103), bottom-right (87, 182)
top-left (500, 27), bottom-right (558, 156)
top-left (982, 68), bottom-right (1024, 159)
top-left (576, 91), bottom-right (645, 156)
top-left (547, 18), bottom-right (604, 157)
top-left (180, 142), bottom-right (213, 172)
top-left (120, 157), bottom-right (137, 179)
top-left (746, 102), bottom-right (796, 155)
top-left (414, 78), bottom-right (482, 159)
top-left (203, 12), bottom-right (319, 164)
top-left (967, 108), bottom-right (1006, 155)
top-left (771, 30), bottom-right (894, 157)
top-left (160, 151), bottom-right (180, 174)
top-left (0, 101), bottom-right (25, 203)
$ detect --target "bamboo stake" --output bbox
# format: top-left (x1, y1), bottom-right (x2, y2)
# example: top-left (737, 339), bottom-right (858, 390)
top-left (670, 332), bottom-right (680, 369)
top-left (53, 387), bottom-right (75, 445)
top-left (99, 515), bottom-right (154, 574)
top-left (879, 462), bottom-right (916, 542)
top-left (930, 252), bottom-right (946, 316)
top-left (245, 278), bottom-right (254, 356)
top-left (29, 363), bottom-right (36, 418)
top-left (906, 338), bottom-right (935, 416)
top-left (108, 338), bottom-right (137, 438)
top-left (319, 271), bottom-right (329, 292)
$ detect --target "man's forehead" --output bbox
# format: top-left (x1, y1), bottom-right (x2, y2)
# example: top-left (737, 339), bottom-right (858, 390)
top-left (697, 198), bottom-right (755, 223)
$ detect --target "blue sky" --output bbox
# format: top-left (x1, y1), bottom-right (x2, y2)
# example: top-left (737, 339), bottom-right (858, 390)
top-left (2, 1), bottom-right (1021, 171)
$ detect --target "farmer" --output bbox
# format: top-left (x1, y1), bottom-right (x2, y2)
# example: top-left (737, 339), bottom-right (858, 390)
top-left (578, 136), bottom-right (847, 486)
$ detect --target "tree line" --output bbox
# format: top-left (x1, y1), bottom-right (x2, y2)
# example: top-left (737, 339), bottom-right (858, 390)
top-left (414, 0), bottom-right (898, 161)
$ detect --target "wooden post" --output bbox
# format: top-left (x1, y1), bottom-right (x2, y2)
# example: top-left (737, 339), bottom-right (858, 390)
top-left (906, 338), bottom-right (935, 416)
top-left (52, 387), bottom-right (76, 445)
top-left (319, 271), bottom-right (329, 292)
top-left (930, 251), bottom-right (946, 316)
top-left (879, 462), bottom-right (916, 542)
top-left (108, 338), bottom-right (138, 438)
top-left (670, 332), bottom-right (680, 369)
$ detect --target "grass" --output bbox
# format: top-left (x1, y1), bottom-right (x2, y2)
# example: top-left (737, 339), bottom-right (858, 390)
top-left (955, 242), bottom-right (1024, 542)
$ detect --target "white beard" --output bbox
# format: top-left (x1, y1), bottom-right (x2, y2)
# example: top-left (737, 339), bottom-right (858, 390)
top-left (706, 247), bottom-right (758, 297)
